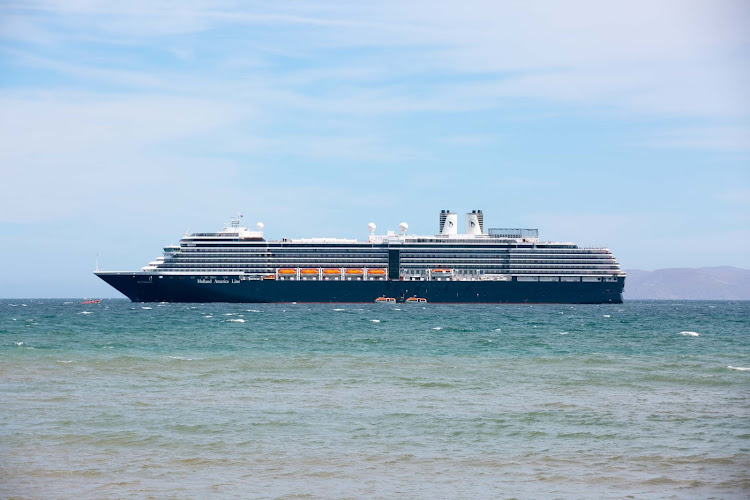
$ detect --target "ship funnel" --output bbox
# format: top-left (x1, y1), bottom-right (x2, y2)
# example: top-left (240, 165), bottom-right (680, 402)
top-left (439, 210), bottom-right (457, 235)
top-left (465, 210), bottom-right (483, 235)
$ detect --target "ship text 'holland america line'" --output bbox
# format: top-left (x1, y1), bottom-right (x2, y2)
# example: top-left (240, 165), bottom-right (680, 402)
top-left (95, 209), bottom-right (626, 303)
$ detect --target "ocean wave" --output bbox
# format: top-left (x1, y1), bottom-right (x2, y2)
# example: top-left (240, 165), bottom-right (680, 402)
top-left (680, 331), bottom-right (700, 337)
top-left (603, 314), bottom-right (611, 318)
top-left (226, 318), bottom-right (246, 323)
top-left (79, 311), bottom-right (93, 315)
top-left (163, 355), bottom-right (194, 361)
top-left (370, 319), bottom-right (381, 323)
top-left (432, 327), bottom-right (442, 330)
top-left (203, 315), bottom-right (213, 318)
top-left (727, 366), bottom-right (749, 371)
top-left (141, 306), bottom-right (152, 310)
top-left (333, 308), bottom-right (345, 311)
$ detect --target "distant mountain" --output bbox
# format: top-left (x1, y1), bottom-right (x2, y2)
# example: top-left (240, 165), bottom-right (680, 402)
top-left (624, 266), bottom-right (750, 300)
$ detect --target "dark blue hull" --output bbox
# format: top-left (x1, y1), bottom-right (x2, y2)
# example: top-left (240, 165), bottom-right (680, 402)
top-left (96, 273), bottom-right (624, 304)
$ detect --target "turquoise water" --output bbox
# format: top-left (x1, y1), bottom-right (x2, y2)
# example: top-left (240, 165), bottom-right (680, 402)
top-left (2, 300), bottom-right (749, 498)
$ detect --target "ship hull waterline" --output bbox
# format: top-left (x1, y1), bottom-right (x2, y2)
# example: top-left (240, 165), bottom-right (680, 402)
top-left (96, 273), bottom-right (624, 304)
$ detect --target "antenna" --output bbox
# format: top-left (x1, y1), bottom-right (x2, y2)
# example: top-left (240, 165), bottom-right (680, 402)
top-left (95, 254), bottom-right (100, 272)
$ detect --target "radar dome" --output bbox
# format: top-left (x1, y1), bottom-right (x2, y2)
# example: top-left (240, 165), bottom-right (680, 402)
top-left (399, 222), bottom-right (408, 234)
top-left (368, 222), bottom-right (376, 232)
top-left (257, 222), bottom-right (264, 230)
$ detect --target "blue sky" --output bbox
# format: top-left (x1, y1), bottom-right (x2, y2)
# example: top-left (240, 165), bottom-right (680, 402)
top-left (1, 0), bottom-right (749, 297)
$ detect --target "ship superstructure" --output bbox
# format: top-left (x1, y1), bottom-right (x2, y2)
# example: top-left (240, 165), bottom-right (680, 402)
top-left (96, 210), bottom-right (625, 303)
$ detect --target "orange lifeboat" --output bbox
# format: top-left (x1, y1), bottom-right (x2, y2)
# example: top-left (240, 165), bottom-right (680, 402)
top-left (432, 269), bottom-right (451, 273)
top-left (345, 269), bottom-right (364, 275)
top-left (300, 269), bottom-right (319, 275)
top-left (278, 269), bottom-right (296, 275)
top-left (367, 269), bottom-right (386, 275)
top-left (375, 296), bottom-right (396, 303)
top-left (323, 268), bottom-right (342, 275)
top-left (405, 296), bottom-right (427, 303)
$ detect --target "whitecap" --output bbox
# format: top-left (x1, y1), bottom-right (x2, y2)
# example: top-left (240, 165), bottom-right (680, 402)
top-left (164, 355), bottom-right (193, 361)
top-left (141, 307), bottom-right (152, 310)
top-left (559, 331), bottom-right (569, 335)
top-left (227, 318), bottom-right (245, 323)
top-left (680, 331), bottom-right (699, 337)
top-left (21, 304), bottom-right (27, 307)
top-left (394, 308), bottom-right (402, 311)
top-left (493, 328), bottom-right (502, 332)
top-left (224, 313), bottom-right (233, 316)
top-left (370, 319), bottom-right (381, 323)
top-left (247, 309), bottom-right (261, 313)
top-left (79, 311), bottom-right (93, 315)
top-left (157, 304), bottom-right (166, 307)
top-left (203, 315), bottom-right (213, 318)
top-left (102, 346), bottom-right (114, 349)
top-left (333, 308), bottom-right (345, 312)
top-left (603, 314), bottom-right (611, 318)
top-left (56, 360), bottom-right (75, 364)
top-left (15, 342), bottom-right (23, 346)
top-left (727, 366), bottom-right (749, 371)
top-left (432, 326), bottom-right (442, 330)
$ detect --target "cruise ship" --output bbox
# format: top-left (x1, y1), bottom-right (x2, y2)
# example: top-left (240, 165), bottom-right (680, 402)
top-left (95, 210), bottom-right (625, 303)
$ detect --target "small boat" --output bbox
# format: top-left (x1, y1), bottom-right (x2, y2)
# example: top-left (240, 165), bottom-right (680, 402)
top-left (345, 268), bottom-right (364, 275)
top-left (405, 297), bottom-right (427, 303)
top-left (431, 268), bottom-right (452, 275)
top-left (278, 269), bottom-right (297, 275)
top-left (80, 299), bottom-right (101, 304)
top-left (367, 269), bottom-right (386, 275)
top-left (300, 269), bottom-right (319, 275)
top-left (323, 268), bottom-right (342, 275)
top-left (375, 296), bottom-right (396, 303)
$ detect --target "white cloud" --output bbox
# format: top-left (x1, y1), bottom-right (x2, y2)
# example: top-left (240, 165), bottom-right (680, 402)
top-left (647, 126), bottom-right (750, 152)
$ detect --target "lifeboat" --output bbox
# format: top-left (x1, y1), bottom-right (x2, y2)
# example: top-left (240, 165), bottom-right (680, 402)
top-left (300, 269), bottom-right (319, 275)
top-left (432, 269), bottom-right (451, 273)
top-left (345, 269), bottom-right (364, 275)
top-left (405, 297), bottom-right (427, 303)
top-left (263, 274), bottom-right (276, 280)
top-left (80, 299), bottom-right (101, 304)
top-left (367, 269), bottom-right (386, 275)
top-left (278, 269), bottom-right (296, 275)
top-left (375, 296), bottom-right (396, 303)
top-left (323, 268), bottom-right (342, 275)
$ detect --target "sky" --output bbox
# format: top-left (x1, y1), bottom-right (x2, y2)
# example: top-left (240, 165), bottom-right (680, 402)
top-left (1, 0), bottom-right (749, 298)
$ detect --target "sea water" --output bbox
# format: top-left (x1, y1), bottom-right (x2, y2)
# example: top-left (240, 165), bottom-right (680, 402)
top-left (1, 300), bottom-right (748, 498)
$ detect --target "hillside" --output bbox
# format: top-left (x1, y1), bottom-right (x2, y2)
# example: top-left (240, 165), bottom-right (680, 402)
top-left (624, 266), bottom-right (750, 300)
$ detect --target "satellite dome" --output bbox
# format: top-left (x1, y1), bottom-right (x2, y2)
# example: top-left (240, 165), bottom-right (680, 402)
top-left (368, 222), bottom-right (376, 232)
top-left (399, 222), bottom-right (408, 234)
top-left (257, 222), bottom-right (264, 230)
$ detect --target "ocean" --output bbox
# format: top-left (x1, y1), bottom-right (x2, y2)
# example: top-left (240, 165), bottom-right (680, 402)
top-left (1, 299), bottom-right (748, 498)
